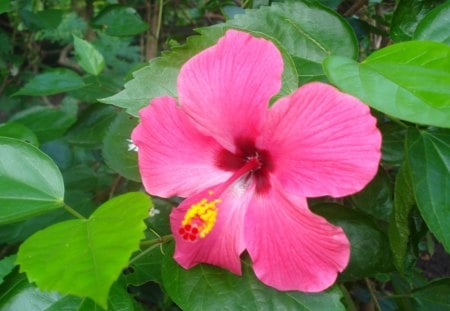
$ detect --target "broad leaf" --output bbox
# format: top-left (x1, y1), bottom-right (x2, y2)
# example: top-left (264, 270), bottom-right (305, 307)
top-left (102, 112), bottom-right (140, 182)
top-left (313, 204), bottom-right (393, 280)
top-left (73, 35), bottom-right (105, 76)
top-left (406, 128), bottom-right (450, 252)
top-left (414, 1), bottom-right (450, 45)
top-left (324, 41), bottom-right (450, 128)
top-left (92, 5), bottom-right (149, 37)
top-left (412, 279), bottom-right (450, 310)
top-left (0, 137), bottom-right (64, 225)
top-left (227, 0), bottom-right (358, 83)
top-left (388, 162), bottom-right (415, 272)
top-left (16, 192), bottom-right (151, 308)
top-left (0, 255), bottom-right (16, 284)
top-left (162, 243), bottom-right (346, 311)
top-left (0, 122), bottom-right (39, 146)
top-left (14, 68), bottom-right (85, 96)
top-left (380, 122), bottom-right (407, 165)
top-left (124, 246), bottom-right (164, 286)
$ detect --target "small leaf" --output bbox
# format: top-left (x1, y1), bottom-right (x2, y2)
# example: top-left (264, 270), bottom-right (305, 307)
top-left (162, 243), bottom-right (346, 311)
top-left (14, 68), bottom-right (85, 96)
top-left (312, 204), bottom-right (394, 280)
top-left (0, 137), bottom-right (64, 225)
top-left (73, 35), bottom-right (105, 76)
top-left (17, 192), bottom-right (151, 308)
top-left (324, 41), bottom-right (450, 128)
top-left (388, 162), bottom-right (415, 272)
top-left (92, 5), bottom-right (149, 37)
top-left (102, 112), bottom-right (140, 181)
top-left (414, 1), bottom-right (450, 44)
top-left (0, 122), bottom-right (39, 146)
top-left (412, 279), bottom-right (450, 309)
top-left (406, 128), bottom-right (450, 252)
top-left (0, 255), bottom-right (16, 284)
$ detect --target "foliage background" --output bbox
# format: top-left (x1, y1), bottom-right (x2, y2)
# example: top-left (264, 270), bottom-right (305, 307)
top-left (0, 0), bottom-right (449, 310)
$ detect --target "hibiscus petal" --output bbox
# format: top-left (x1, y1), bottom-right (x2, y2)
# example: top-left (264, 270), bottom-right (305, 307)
top-left (131, 96), bottom-right (231, 198)
top-left (259, 82), bottom-right (381, 197)
top-left (170, 181), bottom-right (254, 274)
top-left (178, 29), bottom-right (283, 151)
top-left (244, 180), bottom-right (350, 292)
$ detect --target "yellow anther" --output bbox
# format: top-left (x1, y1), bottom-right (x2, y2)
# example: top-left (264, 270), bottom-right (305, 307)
top-left (182, 193), bottom-right (220, 239)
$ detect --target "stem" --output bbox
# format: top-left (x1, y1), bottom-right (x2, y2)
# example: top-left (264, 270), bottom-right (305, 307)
top-left (140, 234), bottom-right (173, 248)
top-left (63, 203), bottom-right (87, 220)
top-left (365, 278), bottom-right (382, 311)
top-left (155, 0), bottom-right (164, 44)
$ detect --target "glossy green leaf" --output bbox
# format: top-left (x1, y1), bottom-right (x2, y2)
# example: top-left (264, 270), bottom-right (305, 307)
top-left (390, 0), bottom-right (444, 41)
top-left (412, 279), bottom-right (450, 310)
top-left (124, 246), bottom-right (164, 286)
top-left (17, 192), bottom-right (151, 308)
top-left (92, 5), bottom-right (149, 37)
top-left (313, 204), bottom-right (393, 280)
top-left (0, 123), bottom-right (39, 146)
top-left (350, 168), bottom-right (393, 222)
top-left (14, 68), bottom-right (85, 96)
top-left (101, 24), bottom-right (298, 116)
top-left (66, 105), bottom-right (117, 147)
top-left (0, 137), bottom-right (64, 225)
top-left (414, 1), bottom-right (450, 44)
top-left (102, 112), bottom-right (140, 182)
top-left (227, 0), bottom-right (358, 83)
top-left (10, 106), bottom-right (76, 143)
top-left (0, 255), bottom-right (16, 284)
top-left (324, 41), bottom-right (450, 128)
top-left (162, 243), bottom-right (346, 311)
top-left (380, 122), bottom-right (407, 165)
top-left (388, 162), bottom-right (415, 272)
top-left (406, 128), bottom-right (450, 252)
top-left (73, 35), bottom-right (105, 76)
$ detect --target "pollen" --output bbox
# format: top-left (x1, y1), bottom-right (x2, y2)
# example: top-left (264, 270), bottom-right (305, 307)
top-left (179, 192), bottom-right (221, 241)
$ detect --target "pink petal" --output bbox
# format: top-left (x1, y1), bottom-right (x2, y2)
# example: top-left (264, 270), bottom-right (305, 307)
top-left (244, 179), bottom-right (350, 292)
top-left (170, 181), bottom-right (254, 274)
top-left (178, 29), bottom-right (283, 151)
top-left (131, 96), bottom-right (231, 198)
top-left (258, 82), bottom-right (381, 197)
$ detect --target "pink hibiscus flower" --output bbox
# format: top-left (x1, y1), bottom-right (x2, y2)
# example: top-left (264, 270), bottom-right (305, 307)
top-left (132, 30), bottom-right (381, 292)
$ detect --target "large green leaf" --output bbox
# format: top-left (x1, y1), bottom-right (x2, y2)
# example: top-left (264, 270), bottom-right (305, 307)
top-left (312, 204), bottom-right (393, 280)
top-left (406, 128), bottom-right (450, 252)
top-left (412, 279), bottom-right (450, 310)
top-left (92, 5), bottom-right (149, 37)
top-left (101, 24), bottom-right (298, 116)
top-left (73, 35), bottom-right (105, 76)
top-left (162, 243), bottom-right (346, 311)
top-left (14, 68), bottom-right (85, 96)
top-left (324, 41), bottom-right (450, 128)
top-left (388, 162), bottom-right (415, 272)
top-left (414, 1), bottom-right (450, 45)
top-left (390, 0), bottom-right (444, 41)
top-left (102, 112), bottom-right (140, 182)
top-left (0, 122), bottom-right (39, 146)
top-left (0, 137), bottom-right (64, 225)
top-left (227, 0), bottom-right (358, 83)
top-left (16, 192), bottom-right (151, 308)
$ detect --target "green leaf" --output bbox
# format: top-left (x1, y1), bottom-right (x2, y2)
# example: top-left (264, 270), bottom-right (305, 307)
top-left (412, 279), bottom-right (450, 310)
top-left (124, 246), bottom-right (164, 286)
top-left (20, 9), bottom-right (64, 30)
top-left (101, 25), bottom-right (298, 116)
top-left (390, 0), bottom-right (444, 41)
top-left (350, 168), bottom-right (393, 222)
top-left (0, 0), bottom-right (11, 14)
top-left (406, 128), bottom-right (450, 253)
top-left (0, 137), bottom-right (64, 225)
top-left (312, 204), bottom-right (393, 280)
top-left (102, 112), bottom-right (140, 181)
top-left (14, 68), bottom-right (85, 96)
top-left (10, 106), bottom-right (76, 143)
top-left (162, 243), bottom-right (346, 311)
top-left (0, 255), bottom-right (16, 284)
top-left (66, 105), bottom-right (117, 147)
top-left (17, 192), bottom-right (151, 308)
top-left (414, 1), bottom-right (450, 45)
top-left (73, 35), bottom-right (105, 76)
top-left (92, 5), bottom-right (149, 37)
top-left (388, 162), bottom-right (415, 272)
top-left (324, 41), bottom-right (450, 128)
top-left (227, 0), bottom-right (358, 83)
top-left (0, 122), bottom-right (39, 146)
top-left (380, 122), bottom-right (407, 165)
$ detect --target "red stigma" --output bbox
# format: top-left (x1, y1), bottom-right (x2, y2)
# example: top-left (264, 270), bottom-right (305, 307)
top-left (179, 224), bottom-right (199, 241)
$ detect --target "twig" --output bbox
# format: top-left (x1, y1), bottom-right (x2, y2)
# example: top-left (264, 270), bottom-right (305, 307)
top-left (343, 0), bottom-right (368, 16)
top-left (365, 278), bottom-right (382, 311)
top-left (58, 44), bottom-right (83, 74)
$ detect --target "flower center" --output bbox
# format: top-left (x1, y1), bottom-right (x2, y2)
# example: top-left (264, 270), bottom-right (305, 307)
top-left (216, 137), bottom-right (273, 193)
